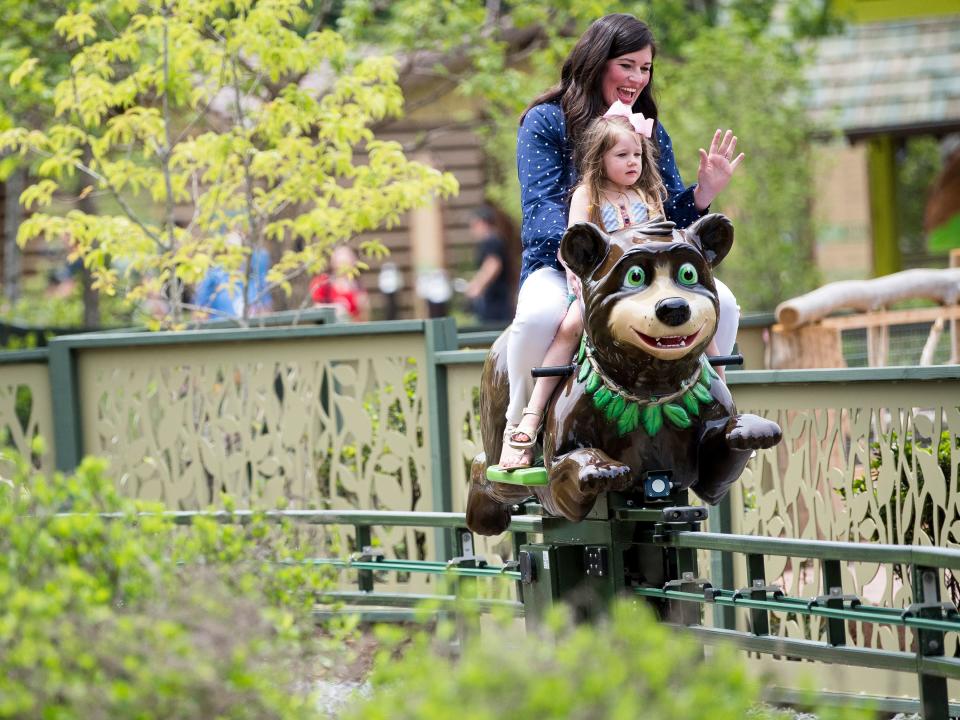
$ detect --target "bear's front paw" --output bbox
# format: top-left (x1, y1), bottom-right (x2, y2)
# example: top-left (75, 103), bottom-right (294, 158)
top-left (725, 414), bottom-right (782, 451)
top-left (578, 460), bottom-right (631, 492)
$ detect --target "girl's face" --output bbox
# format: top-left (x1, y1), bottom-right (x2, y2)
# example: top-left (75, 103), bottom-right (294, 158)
top-left (602, 133), bottom-right (644, 188)
top-left (600, 47), bottom-right (653, 107)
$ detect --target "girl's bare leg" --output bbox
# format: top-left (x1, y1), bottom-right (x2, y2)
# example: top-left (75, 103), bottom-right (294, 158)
top-left (499, 304), bottom-right (584, 469)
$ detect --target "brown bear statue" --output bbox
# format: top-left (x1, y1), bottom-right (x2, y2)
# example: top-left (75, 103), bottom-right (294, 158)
top-left (466, 214), bottom-right (782, 536)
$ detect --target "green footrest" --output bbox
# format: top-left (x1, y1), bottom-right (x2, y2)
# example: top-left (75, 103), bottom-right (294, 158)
top-left (486, 465), bottom-right (549, 486)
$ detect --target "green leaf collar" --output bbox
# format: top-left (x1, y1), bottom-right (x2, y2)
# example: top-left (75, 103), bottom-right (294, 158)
top-left (575, 334), bottom-right (719, 437)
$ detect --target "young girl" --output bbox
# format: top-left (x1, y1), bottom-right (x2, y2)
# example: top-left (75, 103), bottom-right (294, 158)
top-left (500, 103), bottom-right (734, 469)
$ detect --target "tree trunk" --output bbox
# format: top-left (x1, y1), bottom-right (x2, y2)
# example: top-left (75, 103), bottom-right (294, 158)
top-left (3, 168), bottom-right (24, 302)
top-left (768, 324), bottom-right (846, 370)
top-left (77, 188), bottom-right (100, 328)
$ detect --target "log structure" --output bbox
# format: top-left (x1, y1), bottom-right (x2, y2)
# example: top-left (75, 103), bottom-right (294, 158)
top-left (769, 268), bottom-right (960, 369)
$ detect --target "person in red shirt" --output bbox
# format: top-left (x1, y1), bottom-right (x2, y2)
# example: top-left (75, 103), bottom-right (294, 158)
top-left (310, 245), bottom-right (370, 321)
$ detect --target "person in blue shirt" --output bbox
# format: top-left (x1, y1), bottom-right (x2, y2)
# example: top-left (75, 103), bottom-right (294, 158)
top-left (194, 235), bottom-right (272, 320)
top-left (500, 13), bottom-right (744, 468)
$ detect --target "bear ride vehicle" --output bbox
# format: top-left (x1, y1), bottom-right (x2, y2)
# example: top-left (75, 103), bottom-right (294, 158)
top-left (466, 214), bottom-right (782, 536)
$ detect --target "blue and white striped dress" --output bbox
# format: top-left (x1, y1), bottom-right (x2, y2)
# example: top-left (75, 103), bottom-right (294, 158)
top-left (599, 198), bottom-right (650, 232)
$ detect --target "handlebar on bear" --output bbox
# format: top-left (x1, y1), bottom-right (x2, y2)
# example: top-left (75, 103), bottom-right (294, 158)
top-left (531, 354), bottom-right (743, 378)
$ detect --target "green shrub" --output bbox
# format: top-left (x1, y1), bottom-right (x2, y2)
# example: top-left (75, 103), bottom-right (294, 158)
top-left (0, 452), bottom-right (338, 719)
top-left (346, 601), bottom-right (871, 720)
top-left (849, 430), bottom-right (957, 546)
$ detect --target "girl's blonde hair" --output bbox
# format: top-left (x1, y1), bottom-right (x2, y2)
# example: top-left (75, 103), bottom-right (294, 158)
top-left (576, 116), bottom-right (666, 227)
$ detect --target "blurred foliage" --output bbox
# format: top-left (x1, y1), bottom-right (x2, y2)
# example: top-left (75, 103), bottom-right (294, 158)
top-left (335, 0), bottom-right (840, 311)
top-left (0, 0), bottom-right (78, 180)
top-left (0, 265), bottom-right (133, 330)
top-left (850, 430), bottom-right (958, 546)
top-left (659, 24), bottom-right (821, 309)
top-left (344, 599), bottom-right (870, 720)
top-left (1, 0), bottom-right (457, 328)
top-left (0, 450), bottom-right (346, 719)
top-left (0, 0), bottom-right (841, 319)
top-left (895, 136), bottom-right (943, 263)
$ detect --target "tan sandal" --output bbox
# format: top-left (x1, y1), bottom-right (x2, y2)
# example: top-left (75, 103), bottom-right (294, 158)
top-left (498, 408), bottom-right (544, 470)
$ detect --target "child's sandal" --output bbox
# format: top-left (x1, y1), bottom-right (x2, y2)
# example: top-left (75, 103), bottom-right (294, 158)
top-left (507, 407), bottom-right (544, 449)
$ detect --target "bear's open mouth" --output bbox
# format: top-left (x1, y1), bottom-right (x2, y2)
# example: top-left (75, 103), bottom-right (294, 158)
top-left (633, 328), bottom-right (701, 349)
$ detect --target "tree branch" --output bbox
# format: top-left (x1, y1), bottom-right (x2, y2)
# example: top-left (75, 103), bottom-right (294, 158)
top-left (231, 53), bottom-right (261, 322)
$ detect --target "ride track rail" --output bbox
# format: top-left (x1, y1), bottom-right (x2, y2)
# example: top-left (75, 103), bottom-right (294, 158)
top-left (80, 507), bottom-right (960, 718)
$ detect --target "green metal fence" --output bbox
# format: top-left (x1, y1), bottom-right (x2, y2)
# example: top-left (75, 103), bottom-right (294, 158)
top-left (3, 317), bottom-right (960, 714)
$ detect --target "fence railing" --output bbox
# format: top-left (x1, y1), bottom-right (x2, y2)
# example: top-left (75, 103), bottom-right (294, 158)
top-left (3, 317), bottom-right (960, 710)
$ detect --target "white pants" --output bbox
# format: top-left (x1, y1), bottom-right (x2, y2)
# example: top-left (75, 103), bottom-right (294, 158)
top-left (505, 266), bottom-right (739, 425)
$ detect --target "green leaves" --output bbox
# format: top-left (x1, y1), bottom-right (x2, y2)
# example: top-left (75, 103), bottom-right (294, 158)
top-left (18, 179), bottom-right (58, 210)
top-left (691, 382), bottom-right (712, 405)
top-left (663, 403), bottom-right (692, 430)
top-left (0, 451), bottom-right (337, 717)
top-left (577, 360), bottom-right (591, 383)
top-left (641, 404), bottom-right (664, 437)
top-left (681, 390), bottom-right (701, 417)
top-left (9, 57), bottom-right (38, 88)
top-left (54, 11), bottom-right (97, 46)
top-left (593, 386), bottom-right (613, 410)
top-left (584, 372), bottom-right (601, 394)
top-left (616, 402), bottom-right (640, 436)
top-left (3, 0), bottom-right (458, 327)
top-left (578, 346), bottom-right (716, 437)
top-left (605, 394), bottom-right (626, 424)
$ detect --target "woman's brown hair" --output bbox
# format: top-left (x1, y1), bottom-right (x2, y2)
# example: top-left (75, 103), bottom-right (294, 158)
top-left (577, 117), bottom-right (665, 227)
top-left (522, 14), bottom-right (658, 168)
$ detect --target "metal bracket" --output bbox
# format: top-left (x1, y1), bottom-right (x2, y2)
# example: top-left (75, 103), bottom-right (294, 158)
top-left (660, 506), bottom-right (708, 523)
top-left (808, 585), bottom-right (861, 610)
top-left (446, 555), bottom-right (488, 569)
top-left (584, 545), bottom-right (609, 578)
top-left (652, 506), bottom-right (708, 542)
top-left (518, 550), bottom-right (536, 584)
top-left (901, 601), bottom-right (958, 620)
top-left (664, 571), bottom-right (712, 595)
top-left (350, 546), bottom-right (385, 563)
top-left (703, 586), bottom-right (722, 602)
top-left (733, 578), bottom-right (783, 601)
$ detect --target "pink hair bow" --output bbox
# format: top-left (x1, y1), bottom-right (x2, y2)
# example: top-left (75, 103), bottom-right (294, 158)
top-left (603, 100), bottom-right (653, 138)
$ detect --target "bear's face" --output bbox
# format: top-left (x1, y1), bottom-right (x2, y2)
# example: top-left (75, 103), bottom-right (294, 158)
top-left (560, 215), bottom-right (733, 366)
top-left (604, 244), bottom-right (717, 360)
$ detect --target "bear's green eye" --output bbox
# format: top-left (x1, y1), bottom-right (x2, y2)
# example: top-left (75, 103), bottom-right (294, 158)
top-left (677, 263), bottom-right (698, 286)
top-left (623, 266), bottom-right (646, 288)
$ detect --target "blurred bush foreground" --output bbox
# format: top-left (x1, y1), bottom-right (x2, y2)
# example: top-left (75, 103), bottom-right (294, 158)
top-left (0, 452), bottom-right (336, 718)
top-left (0, 451), bottom-right (871, 719)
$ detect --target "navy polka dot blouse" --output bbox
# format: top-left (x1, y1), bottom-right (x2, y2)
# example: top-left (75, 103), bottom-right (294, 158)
top-left (517, 100), bottom-right (705, 285)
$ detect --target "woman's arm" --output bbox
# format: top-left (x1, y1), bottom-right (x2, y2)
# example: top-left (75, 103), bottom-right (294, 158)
top-left (655, 122), bottom-right (703, 229)
top-left (517, 103), bottom-right (574, 272)
top-left (657, 123), bottom-right (743, 228)
top-left (692, 129), bottom-right (744, 209)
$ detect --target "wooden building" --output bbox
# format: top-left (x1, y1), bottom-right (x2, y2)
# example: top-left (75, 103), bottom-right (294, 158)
top-left (808, 0), bottom-right (960, 282)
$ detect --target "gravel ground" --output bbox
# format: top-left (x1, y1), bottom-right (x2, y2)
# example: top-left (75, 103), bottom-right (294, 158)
top-left (315, 683), bottom-right (927, 719)
top-left (315, 681), bottom-right (370, 717)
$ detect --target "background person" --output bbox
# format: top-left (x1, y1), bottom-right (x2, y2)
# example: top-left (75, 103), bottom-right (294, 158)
top-left (194, 234), bottom-right (272, 320)
top-left (463, 205), bottom-right (516, 325)
top-left (310, 245), bottom-right (371, 322)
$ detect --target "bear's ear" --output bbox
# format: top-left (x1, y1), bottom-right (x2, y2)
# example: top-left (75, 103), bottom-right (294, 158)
top-left (685, 213), bottom-right (734, 267)
top-left (560, 222), bottom-right (609, 278)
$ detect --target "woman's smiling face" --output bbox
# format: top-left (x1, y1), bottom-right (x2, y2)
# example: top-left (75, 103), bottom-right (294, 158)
top-left (600, 47), bottom-right (653, 107)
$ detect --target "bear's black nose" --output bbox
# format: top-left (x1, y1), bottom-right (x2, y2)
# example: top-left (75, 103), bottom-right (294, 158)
top-left (655, 297), bottom-right (691, 327)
